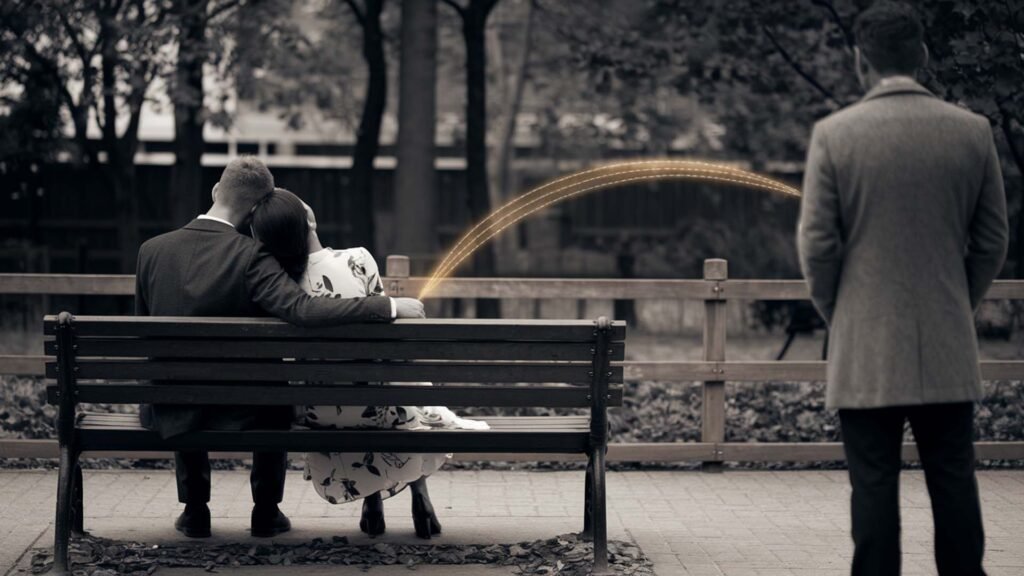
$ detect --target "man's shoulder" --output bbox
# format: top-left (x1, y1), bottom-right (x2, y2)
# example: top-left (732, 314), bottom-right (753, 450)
top-left (912, 97), bottom-right (990, 131)
top-left (139, 228), bottom-right (186, 256)
top-left (812, 99), bottom-right (880, 132)
top-left (816, 94), bottom-right (987, 134)
top-left (141, 225), bottom-right (258, 255)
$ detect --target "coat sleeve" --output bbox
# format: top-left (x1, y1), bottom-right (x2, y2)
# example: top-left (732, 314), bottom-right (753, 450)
top-left (965, 125), bottom-right (1009, 310)
top-left (797, 122), bottom-right (843, 324)
top-left (245, 244), bottom-right (393, 326)
top-left (134, 248), bottom-right (149, 316)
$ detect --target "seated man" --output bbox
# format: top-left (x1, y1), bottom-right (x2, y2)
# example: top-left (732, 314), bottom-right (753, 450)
top-left (135, 156), bottom-right (424, 538)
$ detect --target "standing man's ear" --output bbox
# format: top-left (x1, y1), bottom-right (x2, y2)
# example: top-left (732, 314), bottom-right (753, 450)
top-left (854, 46), bottom-right (869, 90)
top-left (211, 183), bottom-right (220, 204)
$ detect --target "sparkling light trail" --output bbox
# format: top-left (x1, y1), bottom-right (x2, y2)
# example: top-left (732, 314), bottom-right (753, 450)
top-left (419, 160), bottom-right (801, 299)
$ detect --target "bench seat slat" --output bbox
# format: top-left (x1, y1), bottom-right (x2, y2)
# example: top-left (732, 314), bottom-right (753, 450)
top-left (74, 413), bottom-right (591, 453)
top-left (46, 383), bottom-right (624, 407)
top-left (45, 339), bottom-right (626, 362)
top-left (44, 316), bottom-right (627, 342)
top-left (77, 413), bottom-right (590, 426)
top-left (47, 361), bottom-right (625, 384)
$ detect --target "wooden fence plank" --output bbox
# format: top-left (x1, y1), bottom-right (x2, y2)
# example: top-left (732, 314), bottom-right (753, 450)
top-left (620, 361), bottom-right (1024, 382)
top-left (701, 260), bottom-right (728, 472)
top-left (6, 273), bottom-right (1024, 300)
top-left (8, 357), bottom-right (1024, 382)
top-left (0, 355), bottom-right (45, 376)
top-left (394, 278), bottom-right (716, 299)
top-left (0, 274), bottom-right (134, 295)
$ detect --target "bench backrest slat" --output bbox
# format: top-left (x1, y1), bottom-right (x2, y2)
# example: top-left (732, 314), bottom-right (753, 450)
top-left (46, 360), bottom-right (624, 384)
top-left (44, 316), bottom-right (627, 341)
top-left (43, 338), bottom-right (626, 362)
top-left (45, 383), bottom-right (624, 407)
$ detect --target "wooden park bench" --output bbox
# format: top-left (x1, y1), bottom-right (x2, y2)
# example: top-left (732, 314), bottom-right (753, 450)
top-left (44, 312), bottom-right (626, 575)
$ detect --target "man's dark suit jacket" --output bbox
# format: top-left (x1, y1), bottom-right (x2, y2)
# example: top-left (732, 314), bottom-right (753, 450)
top-left (135, 218), bottom-right (393, 438)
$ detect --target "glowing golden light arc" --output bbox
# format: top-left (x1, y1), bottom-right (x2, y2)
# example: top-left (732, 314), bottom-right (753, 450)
top-left (419, 160), bottom-right (801, 299)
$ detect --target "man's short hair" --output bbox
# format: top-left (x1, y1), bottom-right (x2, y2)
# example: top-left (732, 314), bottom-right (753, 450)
top-left (216, 156), bottom-right (275, 211)
top-left (854, 1), bottom-right (926, 75)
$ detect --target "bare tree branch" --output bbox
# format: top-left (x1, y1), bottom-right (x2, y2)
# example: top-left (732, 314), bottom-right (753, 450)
top-left (343, 0), bottom-right (367, 28)
top-left (440, 0), bottom-right (466, 18)
top-left (57, 8), bottom-right (93, 67)
top-left (15, 38), bottom-right (82, 122)
top-left (208, 0), bottom-right (242, 21)
top-left (481, 0), bottom-right (500, 18)
top-left (762, 24), bottom-right (839, 106)
top-left (811, 0), bottom-right (853, 49)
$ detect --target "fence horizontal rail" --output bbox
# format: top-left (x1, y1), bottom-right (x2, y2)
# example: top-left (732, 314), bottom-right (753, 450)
top-left (4, 264), bottom-right (1024, 466)
top-left (6, 356), bottom-right (1024, 382)
top-left (4, 273), bottom-right (1024, 300)
top-left (2, 438), bottom-right (1022, 463)
top-left (0, 274), bottom-right (135, 295)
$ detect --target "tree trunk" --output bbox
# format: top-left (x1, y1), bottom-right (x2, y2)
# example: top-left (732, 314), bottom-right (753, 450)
top-left (463, 0), bottom-right (499, 317)
top-left (171, 0), bottom-right (209, 227)
top-left (394, 0), bottom-right (437, 267)
top-left (99, 12), bottom-right (140, 274)
top-left (348, 0), bottom-right (386, 254)
top-left (488, 0), bottom-right (533, 256)
top-left (111, 160), bottom-right (141, 273)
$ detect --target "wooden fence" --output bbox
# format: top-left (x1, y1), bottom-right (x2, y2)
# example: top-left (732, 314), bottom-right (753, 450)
top-left (2, 255), bottom-right (1023, 466)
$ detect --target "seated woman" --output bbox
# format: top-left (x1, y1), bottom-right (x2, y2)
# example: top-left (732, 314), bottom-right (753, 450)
top-left (250, 187), bottom-right (487, 539)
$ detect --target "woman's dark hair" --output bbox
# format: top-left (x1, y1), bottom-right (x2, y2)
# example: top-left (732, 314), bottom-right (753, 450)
top-left (854, 1), bottom-right (925, 75)
top-left (251, 187), bottom-right (310, 279)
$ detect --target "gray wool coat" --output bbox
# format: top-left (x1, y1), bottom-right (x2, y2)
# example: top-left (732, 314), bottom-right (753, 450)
top-left (797, 79), bottom-right (1008, 410)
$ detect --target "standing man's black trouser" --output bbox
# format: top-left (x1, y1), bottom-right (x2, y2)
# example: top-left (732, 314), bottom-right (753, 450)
top-left (839, 402), bottom-right (986, 576)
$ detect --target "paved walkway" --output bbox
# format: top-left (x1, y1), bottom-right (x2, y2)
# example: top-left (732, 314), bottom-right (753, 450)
top-left (2, 469), bottom-right (1023, 575)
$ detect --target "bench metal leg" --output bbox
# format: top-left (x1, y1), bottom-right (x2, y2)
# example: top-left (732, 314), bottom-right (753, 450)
top-left (582, 454), bottom-right (594, 540)
top-left (589, 445), bottom-right (610, 575)
top-left (52, 445), bottom-right (79, 575)
top-left (71, 463), bottom-right (84, 536)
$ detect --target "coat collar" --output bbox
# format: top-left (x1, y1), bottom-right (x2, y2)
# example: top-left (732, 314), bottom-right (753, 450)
top-left (184, 218), bottom-right (237, 233)
top-left (861, 78), bottom-right (936, 103)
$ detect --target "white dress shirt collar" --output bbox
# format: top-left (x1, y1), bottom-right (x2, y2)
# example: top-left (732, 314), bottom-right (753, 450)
top-left (878, 75), bottom-right (918, 87)
top-left (197, 214), bottom-right (235, 229)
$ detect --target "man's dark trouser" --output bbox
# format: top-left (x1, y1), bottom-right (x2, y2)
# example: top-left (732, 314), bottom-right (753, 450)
top-left (173, 405), bottom-right (292, 506)
top-left (838, 402), bottom-right (986, 576)
top-left (176, 451), bottom-right (287, 505)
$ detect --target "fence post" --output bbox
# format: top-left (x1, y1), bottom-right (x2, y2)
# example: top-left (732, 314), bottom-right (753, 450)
top-left (385, 255), bottom-right (410, 297)
top-left (702, 258), bottom-right (727, 473)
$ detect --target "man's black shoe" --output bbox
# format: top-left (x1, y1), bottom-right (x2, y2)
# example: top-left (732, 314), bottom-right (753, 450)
top-left (251, 504), bottom-right (291, 538)
top-left (174, 503), bottom-right (211, 538)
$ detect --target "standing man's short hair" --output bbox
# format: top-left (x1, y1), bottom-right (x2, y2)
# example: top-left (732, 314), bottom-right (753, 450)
top-left (216, 156), bottom-right (275, 211)
top-left (854, 1), bottom-right (926, 74)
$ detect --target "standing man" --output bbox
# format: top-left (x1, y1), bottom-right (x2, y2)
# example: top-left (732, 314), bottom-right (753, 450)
top-left (797, 2), bottom-right (1007, 575)
top-left (136, 156), bottom-right (424, 539)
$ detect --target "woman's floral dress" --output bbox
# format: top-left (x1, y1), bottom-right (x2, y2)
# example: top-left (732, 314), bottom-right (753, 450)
top-left (298, 247), bottom-right (450, 505)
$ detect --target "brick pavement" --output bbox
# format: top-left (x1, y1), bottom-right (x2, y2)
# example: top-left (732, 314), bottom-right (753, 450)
top-left (2, 468), bottom-right (1023, 575)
